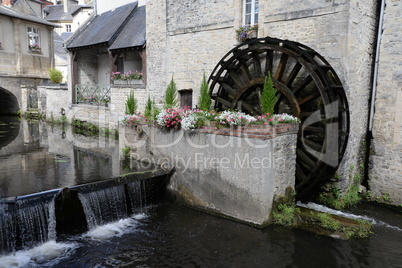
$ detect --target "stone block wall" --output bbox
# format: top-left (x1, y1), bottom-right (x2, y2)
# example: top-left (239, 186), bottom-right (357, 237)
top-left (263, 0), bottom-right (378, 194)
top-left (119, 123), bottom-right (298, 226)
top-left (369, 0), bottom-right (402, 205)
top-left (146, 0), bottom-right (242, 108)
top-left (145, 0), bottom-right (379, 197)
top-left (76, 50), bottom-right (98, 85)
top-left (38, 86), bottom-right (69, 120)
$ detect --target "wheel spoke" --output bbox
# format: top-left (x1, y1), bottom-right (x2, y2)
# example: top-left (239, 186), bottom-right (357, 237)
top-left (285, 62), bottom-right (302, 86)
top-left (274, 53), bottom-right (289, 82)
top-left (252, 52), bottom-right (263, 78)
top-left (265, 50), bottom-right (273, 75)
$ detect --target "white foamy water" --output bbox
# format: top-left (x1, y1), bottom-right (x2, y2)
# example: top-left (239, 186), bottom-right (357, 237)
top-left (84, 214), bottom-right (148, 240)
top-left (297, 202), bottom-right (402, 231)
top-left (0, 240), bottom-right (77, 268)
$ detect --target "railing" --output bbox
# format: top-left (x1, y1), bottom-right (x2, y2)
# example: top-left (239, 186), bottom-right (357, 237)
top-left (75, 84), bottom-right (111, 106)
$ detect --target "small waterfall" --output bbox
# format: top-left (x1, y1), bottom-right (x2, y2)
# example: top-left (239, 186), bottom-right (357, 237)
top-left (0, 203), bottom-right (16, 254)
top-left (127, 180), bottom-right (146, 210)
top-left (0, 175), bottom-right (168, 255)
top-left (78, 185), bottom-right (128, 229)
top-left (0, 195), bottom-right (57, 254)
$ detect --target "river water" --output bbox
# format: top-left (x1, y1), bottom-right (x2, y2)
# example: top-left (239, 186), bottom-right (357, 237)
top-left (0, 117), bottom-right (402, 267)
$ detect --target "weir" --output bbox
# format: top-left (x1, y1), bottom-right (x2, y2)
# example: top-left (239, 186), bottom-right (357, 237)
top-left (0, 171), bottom-right (169, 255)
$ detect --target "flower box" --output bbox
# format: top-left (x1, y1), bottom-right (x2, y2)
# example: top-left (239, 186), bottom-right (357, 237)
top-left (127, 79), bottom-right (143, 85)
top-left (113, 80), bottom-right (128, 85)
top-left (247, 31), bottom-right (258, 40)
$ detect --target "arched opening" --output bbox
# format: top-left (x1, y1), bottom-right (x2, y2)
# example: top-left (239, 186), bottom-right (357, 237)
top-left (0, 87), bottom-right (19, 115)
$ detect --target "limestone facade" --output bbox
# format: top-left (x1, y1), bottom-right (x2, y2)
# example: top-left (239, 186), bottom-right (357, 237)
top-left (145, 0), bottom-right (381, 197)
top-left (369, 0), bottom-right (402, 205)
top-left (0, 7), bottom-right (56, 114)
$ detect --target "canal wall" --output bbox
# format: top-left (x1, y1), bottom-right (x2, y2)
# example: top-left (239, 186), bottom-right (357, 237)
top-left (120, 123), bottom-right (298, 226)
top-left (37, 85), bottom-right (147, 129)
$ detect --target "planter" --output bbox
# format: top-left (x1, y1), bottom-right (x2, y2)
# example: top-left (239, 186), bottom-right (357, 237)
top-left (127, 79), bottom-right (143, 85)
top-left (113, 80), bottom-right (128, 85)
top-left (247, 31), bottom-right (257, 40)
top-left (29, 48), bottom-right (42, 53)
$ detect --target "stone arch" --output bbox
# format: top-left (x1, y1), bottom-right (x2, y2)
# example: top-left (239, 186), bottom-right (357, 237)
top-left (0, 87), bottom-right (19, 115)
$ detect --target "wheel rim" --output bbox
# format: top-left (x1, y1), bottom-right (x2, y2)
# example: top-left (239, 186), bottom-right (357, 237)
top-left (208, 37), bottom-right (349, 200)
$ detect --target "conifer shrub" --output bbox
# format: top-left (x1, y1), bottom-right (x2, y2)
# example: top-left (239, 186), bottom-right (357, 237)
top-left (261, 71), bottom-right (277, 114)
top-left (164, 76), bottom-right (178, 109)
top-left (125, 90), bottom-right (138, 115)
top-left (198, 73), bottom-right (211, 111)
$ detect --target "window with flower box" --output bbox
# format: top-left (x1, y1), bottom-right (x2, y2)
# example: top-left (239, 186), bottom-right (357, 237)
top-left (243, 0), bottom-right (259, 26)
top-left (27, 26), bottom-right (41, 52)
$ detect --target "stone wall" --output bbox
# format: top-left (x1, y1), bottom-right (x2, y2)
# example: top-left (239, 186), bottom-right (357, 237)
top-left (77, 49), bottom-right (98, 85)
top-left (119, 123), bottom-right (298, 226)
top-left (145, 0), bottom-right (379, 198)
top-left (369, 0), bottom-right (402, 205)
top-left (38, 84), bottom-right (147, 129)
top-left (146, 0), bottom-right (242, 108)
top-left (263, 0), bottom-right (378, 195)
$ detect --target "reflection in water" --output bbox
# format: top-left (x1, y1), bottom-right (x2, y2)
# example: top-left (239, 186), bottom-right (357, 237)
top-left (0, 117), bottom-right (402, 267)
top-left (0, 116), bottom-right (20, 150)
top-left (0, 117), bottom-right (121, 197)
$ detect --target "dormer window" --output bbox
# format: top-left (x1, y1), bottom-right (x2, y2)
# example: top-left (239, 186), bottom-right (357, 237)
top-left (243, 0), bottom-right (259, 26)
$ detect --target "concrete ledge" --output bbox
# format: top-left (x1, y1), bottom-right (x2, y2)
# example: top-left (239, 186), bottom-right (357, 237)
top-left (120, 123), bottom-right (298, 226)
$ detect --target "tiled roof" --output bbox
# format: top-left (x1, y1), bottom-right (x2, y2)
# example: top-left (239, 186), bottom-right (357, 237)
top-left (109, 5), bottom-right (145, 50)
top-left (66, 2), bottom-right (145, 50)
top-left (54, 32), bottom-right (68, 61)
top-left (44, 4), bottom-right (92, 22)
top-left (0, 5), bottom-right (58, 27)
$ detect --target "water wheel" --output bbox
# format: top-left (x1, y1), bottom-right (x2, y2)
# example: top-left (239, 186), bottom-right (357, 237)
top-left (208, 37), bottom-right (349, 200)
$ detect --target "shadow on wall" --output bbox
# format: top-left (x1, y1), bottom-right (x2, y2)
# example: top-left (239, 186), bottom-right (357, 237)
top-left (0, 87), bottom-right (19, 115)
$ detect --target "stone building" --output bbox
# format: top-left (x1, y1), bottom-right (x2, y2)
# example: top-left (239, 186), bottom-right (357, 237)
top-left (369, 0), bottom-right (402, 205)
top-left (59, 0), bottom-right (400, 204)
top-left (0, 4), bottom-right (57, 115)
top-left (43, 0), bottom-right (93, 35)
top-left (144, 0), bottom-right (401, 204)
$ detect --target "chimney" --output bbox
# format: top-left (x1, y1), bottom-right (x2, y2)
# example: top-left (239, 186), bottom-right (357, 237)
top-left (64, 0), bottom-right (68, 13)
top-left (1, 0), bottom-right (14, 7)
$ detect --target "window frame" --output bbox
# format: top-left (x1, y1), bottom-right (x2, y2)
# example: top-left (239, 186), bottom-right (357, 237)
top-left (66, 24), bottom-right (71, 32)
top-left (242, 0), bottom-right (259, 26)
top-left (27, 25), bottom-right (41, 52)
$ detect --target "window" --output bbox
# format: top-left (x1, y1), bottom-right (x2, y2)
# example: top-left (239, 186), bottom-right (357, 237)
top-left (179, 89), bottom-right (193, 108)
top-left (27, 26), bottom-right (40, 50)
top-left (243, 0), bottom-right (259, 26)
top-left (66, 24), bottom-right (71, 32)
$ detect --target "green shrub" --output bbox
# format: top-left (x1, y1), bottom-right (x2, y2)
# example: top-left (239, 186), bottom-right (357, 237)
top-left (261, 71), bottom-right (277, 114)
top-left (125, 90), bottom-right (138, 115)
top-left (164, 76), bottom-right (178, 109)
top-left (144, 96), bottom-right (159, 121)
top-left (48, 68), bottom-right (63, 84)
top-left (198, 73), bottom-right (211, 110)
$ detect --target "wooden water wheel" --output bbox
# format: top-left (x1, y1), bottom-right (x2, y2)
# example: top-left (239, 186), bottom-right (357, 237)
top-left (208, 37), bottom-right (349, 200)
